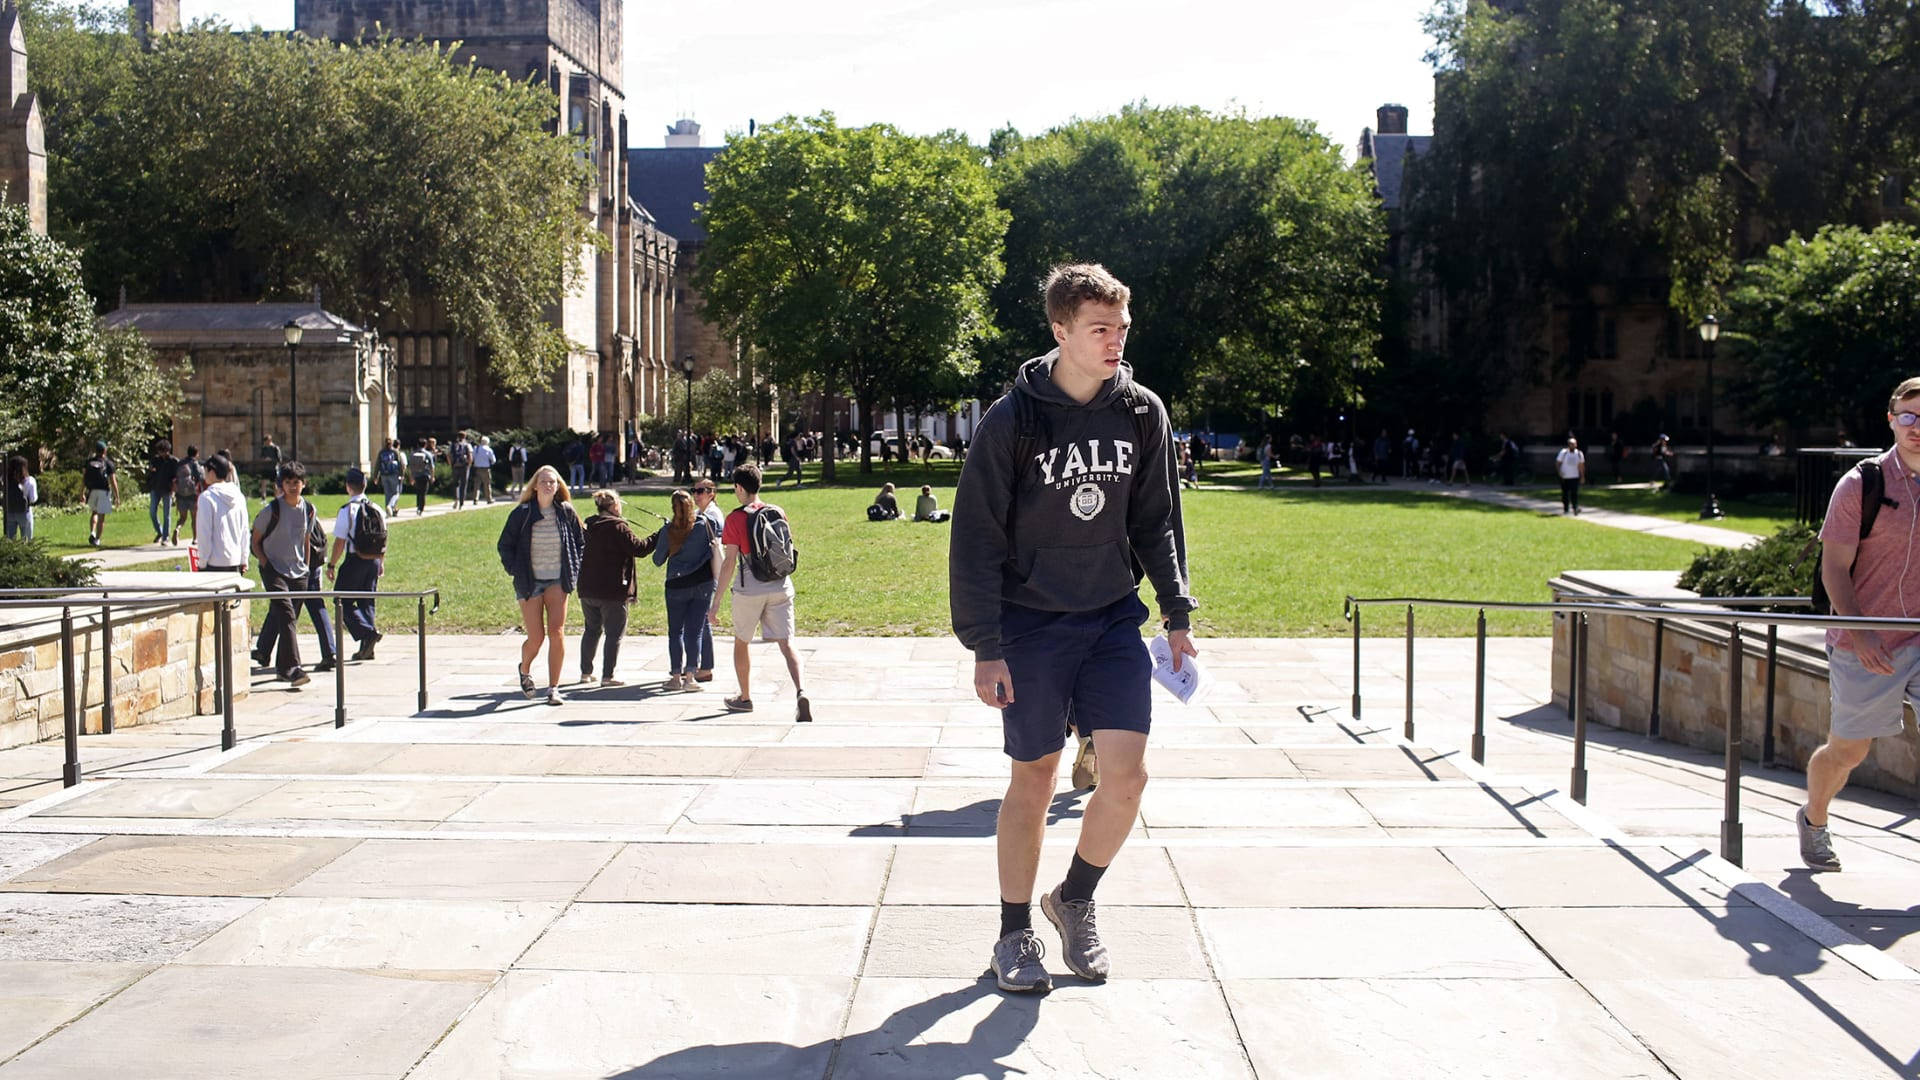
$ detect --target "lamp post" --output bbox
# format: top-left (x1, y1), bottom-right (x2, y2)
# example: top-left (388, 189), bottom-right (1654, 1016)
top-left (283, 320), bottom-right (304, 463)
top-left (680, 352), bottom-right (696, 438)
top-left (1699, 315), bottom-right (1722, 520)
top-left (1348, 352), bottom-right (1363, 483)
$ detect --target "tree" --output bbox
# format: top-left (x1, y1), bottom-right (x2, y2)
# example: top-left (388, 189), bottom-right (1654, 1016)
top-left (1726, 224), bottom-right (1920, 439)
top-left (991, 105), bottom-right (1384, 421)
top-left (21, 2), bottom-right (597, 393)
top-left (695, 114), bottom-right (1005, 479)
top-left (0, 201), bottom-right (182, 458)
top-left (1412, 0), bottom-right (1920, 391)
top-left (664, 368), bottom-right (753, 440)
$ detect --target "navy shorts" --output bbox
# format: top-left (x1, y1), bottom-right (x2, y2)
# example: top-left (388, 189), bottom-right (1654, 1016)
top-left (999, 593), bottom-right (1153, 762)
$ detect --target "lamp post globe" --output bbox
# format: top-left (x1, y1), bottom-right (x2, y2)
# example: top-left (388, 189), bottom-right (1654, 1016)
top-left (1698, 315), bottom-right (1722, 520)
top-left (284, 320), bottom-right (304, 465)
top-left (680, 355), bottom-right (696, 440)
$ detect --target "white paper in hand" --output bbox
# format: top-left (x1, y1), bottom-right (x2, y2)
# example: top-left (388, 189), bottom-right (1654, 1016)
top-left (1148, 634), bottom-right (1210, 705)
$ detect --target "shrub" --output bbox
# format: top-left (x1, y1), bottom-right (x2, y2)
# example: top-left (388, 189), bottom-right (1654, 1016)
top-left (0, 538), bottom-right (100, 589)
top-left (30, 469), bottom-right (85, 508)
top-left (1677, 523), bottom-right (1817, 609)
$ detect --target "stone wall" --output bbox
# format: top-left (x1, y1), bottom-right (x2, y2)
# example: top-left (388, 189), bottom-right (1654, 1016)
top-left (166, 344), bottom-right (384, 474)
top-left (1549, 570), bottom-right (1920, 799)
top-left (0, 573), bottom-right (251, 751)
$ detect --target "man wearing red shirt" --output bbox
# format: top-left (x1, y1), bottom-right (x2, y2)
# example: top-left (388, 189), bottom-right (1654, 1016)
top-left (707, 463), bottom-right (810, 722)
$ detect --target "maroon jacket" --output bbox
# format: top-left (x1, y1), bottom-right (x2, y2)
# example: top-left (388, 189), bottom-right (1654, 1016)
top-left (579, 514), bottom-right (657, 601)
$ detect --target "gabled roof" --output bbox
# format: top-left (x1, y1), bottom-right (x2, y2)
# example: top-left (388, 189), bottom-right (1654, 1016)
top-left (1365, 133), bottom-right (1432, 210)
top-left (101, 303), bottom-right (369, 346)
top-left (627, 146), bottom-right (723, 244)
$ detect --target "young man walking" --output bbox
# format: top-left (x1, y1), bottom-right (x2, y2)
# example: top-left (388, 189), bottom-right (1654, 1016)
top-left (949, 263), bottom-right (1197, 993)
top-left (325, 468), bottom-right (385, 661)
top-left (691, 478), bottom-right (725, 683)
top-left (450, 432), bottom-right (474, 509)
top-left (409, 438), bottom-right (435, 516)
top-left (1801, 376), bottom-right (1920, 871)
top-left (172, 445), bottom-right (204, 545)
top-left (706, 463), bottom-right (810, 722)
top-left (377, 438), bottom-right (404, 515)
top-left (81, 440), bottom-right (117, 547)
top-left (251, 461), bottom-right (318, 687)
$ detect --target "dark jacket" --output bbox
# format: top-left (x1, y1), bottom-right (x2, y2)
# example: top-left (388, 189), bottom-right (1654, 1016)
top-left (497, 499), bottom-right (586, 597)
top-left (651, 516), bottom-right (719, 586)
top-left (579, 513), bottom-right (657, 601)
top-left (948, 350), bottom-right (1195, 661)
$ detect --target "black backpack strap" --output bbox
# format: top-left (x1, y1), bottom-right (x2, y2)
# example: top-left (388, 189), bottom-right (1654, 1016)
top-left (1858, 461), bottom-right (1885, 540)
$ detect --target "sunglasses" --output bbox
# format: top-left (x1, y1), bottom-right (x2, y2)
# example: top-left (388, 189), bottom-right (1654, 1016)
top-left (1897, 412), bottom-right (1920, 428)
top-left (693, 486), bottom-right (715, 493)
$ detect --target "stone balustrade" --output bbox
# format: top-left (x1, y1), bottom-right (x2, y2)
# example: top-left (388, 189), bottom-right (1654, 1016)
top-left (0, 572), bottom-right (252, 750)
top-left (1550, 569), bottom-right (1920, 799)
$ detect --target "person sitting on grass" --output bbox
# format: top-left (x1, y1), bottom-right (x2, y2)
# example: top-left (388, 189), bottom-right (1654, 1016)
top-left (914, 485), bottom-right (950, 523)
top-left (868, 482), bottom-right (902, 522)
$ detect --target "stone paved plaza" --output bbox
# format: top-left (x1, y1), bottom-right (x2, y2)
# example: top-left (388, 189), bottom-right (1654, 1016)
top-left (2, 633), bottom-right (1919, 1078)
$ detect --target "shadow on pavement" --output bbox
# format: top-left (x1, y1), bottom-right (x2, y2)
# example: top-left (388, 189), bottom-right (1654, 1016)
top-left (851, 791), bottom-right (1088, 838)
top-left (605, 980), bottom-right (1039, 1080)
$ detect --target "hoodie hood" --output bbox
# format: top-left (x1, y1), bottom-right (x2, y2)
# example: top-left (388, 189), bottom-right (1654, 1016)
top-left (1013, 348), bottom-right (1135, 410)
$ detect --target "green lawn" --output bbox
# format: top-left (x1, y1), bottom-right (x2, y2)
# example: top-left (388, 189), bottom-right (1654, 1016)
top-left (124, 465), bottom-right (1710, 638)
top-left (1534, 485), bottom-right (1796, 537)
top-left (32, 490), bottom-right (454, 557)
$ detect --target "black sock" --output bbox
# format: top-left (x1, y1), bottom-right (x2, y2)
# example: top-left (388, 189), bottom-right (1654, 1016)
top-left (1060, 853), bottom-right (1108, 904)
top-left (999, 900), bottom-right (1031, 938)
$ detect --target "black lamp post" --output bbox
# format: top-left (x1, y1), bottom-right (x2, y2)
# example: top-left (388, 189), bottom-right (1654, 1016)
top-left (680, 352), bottom-right (697, 432)
top-left (1348, 352), bottom-right (1363, 483)
top-left (283, 319), bottom-right (304, 463)
top-left (1699, 314), bottom-right (1722, 520)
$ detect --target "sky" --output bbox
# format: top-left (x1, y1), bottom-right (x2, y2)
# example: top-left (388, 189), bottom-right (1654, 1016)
top-left (180, 0), bottom-right (1439, 156)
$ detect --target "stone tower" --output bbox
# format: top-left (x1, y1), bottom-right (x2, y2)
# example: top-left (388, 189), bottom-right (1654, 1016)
top-left (131, 0), bottom-right (180, 38)
top-left (0, 1), bottom-right (45, 234)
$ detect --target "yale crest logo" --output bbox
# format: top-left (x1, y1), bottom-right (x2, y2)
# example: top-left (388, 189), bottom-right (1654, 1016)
top-left (1069, 483), bottom-right (1107, 521)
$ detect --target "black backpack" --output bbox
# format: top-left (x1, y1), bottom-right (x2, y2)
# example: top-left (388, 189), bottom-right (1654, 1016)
top-left (83, 457), bottom-right (109, 491)
top-left (1003, 383), bottom-right (1187, 583)
top-left (1808, 460), bottom-right (1886, 615)
top-left (349, 498), bottom-right (388, 557)
top-left (745, 505), bottom-right (799, 580)
top-left (173, 458), bottom-right (203, 499)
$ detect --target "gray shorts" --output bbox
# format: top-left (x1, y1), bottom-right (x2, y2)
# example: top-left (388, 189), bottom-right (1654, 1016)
top-left (85, 489), bottom-right (112, 515)
top-left (1825, 643), bottom-right (1920, 740)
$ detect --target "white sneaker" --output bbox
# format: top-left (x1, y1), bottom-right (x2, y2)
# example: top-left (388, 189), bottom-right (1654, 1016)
top-left (546, 687), bottom-right (566, 706)
top-left (600, 676), bottom-right (624, 687)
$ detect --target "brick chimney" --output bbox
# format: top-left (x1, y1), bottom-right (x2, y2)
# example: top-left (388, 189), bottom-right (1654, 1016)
top-left (1376, 104), bottom-right (1409, 136)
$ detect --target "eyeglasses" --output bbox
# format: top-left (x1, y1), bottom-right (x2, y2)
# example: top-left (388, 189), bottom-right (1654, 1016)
top-left (1897, 412), bottom-right (1920, 428)
top-left (693, 486), bottom-right (714, 493)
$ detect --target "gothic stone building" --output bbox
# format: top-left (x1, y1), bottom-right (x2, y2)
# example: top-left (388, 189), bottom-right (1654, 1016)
top-left (0, 0), bottom-right (46, 234)
top-left (294, 0), bottom-right (678, 446)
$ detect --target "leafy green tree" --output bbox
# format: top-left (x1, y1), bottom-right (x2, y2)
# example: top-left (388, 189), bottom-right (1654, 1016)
top-left (991, 105), bottom-right (1383, 419)
top-left (0, 201), bottom-right (182, 458)
top-left (1725, 224), bottom-right (1920, 439)
top-left (695, 114), bottom-right (1005, 478)
top-left (664, 368), bottom-right (754, 441)
top-left (1412, 0), bottom-right (1920, 391)
top-left (21, 2), bottom-right (597, 393)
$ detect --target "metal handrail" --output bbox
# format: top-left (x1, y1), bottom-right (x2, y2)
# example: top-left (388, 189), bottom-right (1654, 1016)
top-left (6, 587), bottom-right (442, 789)
top-left (1341, 593), bottom-right (1909, 868)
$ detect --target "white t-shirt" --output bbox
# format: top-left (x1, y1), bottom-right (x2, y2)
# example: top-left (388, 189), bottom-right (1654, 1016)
top-left (1556, 448), bottom-right (1585, 479)
top-left (333, 495), bottom-right (372, 556)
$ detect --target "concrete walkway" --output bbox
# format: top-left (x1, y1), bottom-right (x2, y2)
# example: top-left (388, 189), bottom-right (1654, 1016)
top-left (1433, 481), bottom-right (1765, 548)
top-left (0, 635), bottom-right (1916, 1078)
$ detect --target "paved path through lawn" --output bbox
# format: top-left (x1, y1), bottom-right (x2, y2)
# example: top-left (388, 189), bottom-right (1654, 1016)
top-left (0, 635), bottom-right (1916, 1078)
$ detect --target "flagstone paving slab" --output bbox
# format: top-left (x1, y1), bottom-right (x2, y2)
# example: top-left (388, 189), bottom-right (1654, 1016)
top-left (835, 977), bottom-right (1253, 1080)
top-left (1440, 845), bottom-right (1755, 908)
top-left (209, 741), bottom-right (403, 775)
top-left (863, 904), bottom-right (1211, 981)
top-left (1139, 786), bottom-right (1374, 829)
top-left (734, 746), bottom-right (929, 778)
top-left (1169, 846), bottom-right (1488, 908)
top-left (404, 970), bottom-right (848, 1080)
top-left (363, 743), bottom-right (579, 776)
top-left (0, 893), bottom-right (261, 962)
top-left (38, 779), bottom-right (285, 820)
top-left (285, 838), bottom-right (615, 901)
top-left (1222, 977), bottom-right (1669, 1080)
top-left (444, 781), bottom-right (701, 827)
top-left (0, 834), bottom-right (98, 884)
top-left (883, 843), bottom-right (1187, 906)
top-left (0, 835), bottom-right (356, 897)
top-left (681, 780), bottom-right (914, 827)
top-left (177, 897), bottom-right (562, 971)
top-left (519, 902), bottom-right (872, 975)
top-left (1346, 786), bottom-right (1581, 833)
top-left (0, 961), bottom-right (153, 1062)
top-left (1510, 905), bottom-right (1866, 982)
top-left (548, 745), bottom-right (754, 776)
top-left (218, 779), bottom-right (492, 823)
top-left (578, 841), bottom-right (892, 905)
top-left (0, 964), bottom-right (490, 1080)
top-left (1198, 908), bottom-right (1560, 979)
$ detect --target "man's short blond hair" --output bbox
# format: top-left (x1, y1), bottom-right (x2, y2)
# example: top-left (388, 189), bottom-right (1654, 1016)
top-left (1891, 377), bottom-right (1920, 411)
top-left (1043, 263), bottom-right (1130, 328)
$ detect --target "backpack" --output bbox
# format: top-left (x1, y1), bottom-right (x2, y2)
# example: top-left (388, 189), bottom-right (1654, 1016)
top-left (83, 457), bottom-right (109, 491)
top-left (451, 441), bottom-right (472, 466)
top-left (173, 458), bottom-right (203, 499)
top-left (410, 449), bottom-right (433, 478)
top-left (745, 505), bottom-right (799, 581)
top-left (1807, 461), bottom-right (1886, 615)
top-left (348, 498), bottom-right (388, 557)
top-left (1003, 382), bottom-right (1186, 581)
top-left (263, 499), bottom-right (325, 571)
top-left (378, 449), bottom-right (401, 477)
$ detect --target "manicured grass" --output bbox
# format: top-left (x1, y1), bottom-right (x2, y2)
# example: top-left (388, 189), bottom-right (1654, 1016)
top-left (1533, 485), bottom-right (1795, 537)
top-left (31, 490), bottom-right (453, 557)
top-left (127, 468), bottom-right (1710, 638)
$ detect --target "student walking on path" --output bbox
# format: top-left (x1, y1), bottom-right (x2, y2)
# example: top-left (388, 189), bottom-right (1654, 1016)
top-left (145, 440), bottom-right (179, 545)
top-left (577, 490), bottom-right (657, 686)
top-left (1555, 437), bottom-right (1587, 515)
top-left (324, 469), bottom-right (386, 662)
top-left (472, 437), bottom-right (497, 504)
top-left (508, 441), bottom-right (529, 496)
top-left (498, 466), bottom-right (585, 706)
top-left (81, 440), bottom-right (118, 547)
top-left (1801, 377), bottom-right (1920, 872)
top-left (5, 455), bottom-right (37, 540)
top-left (376, 438), bottom-right (404, 515)
top-left (171, 446), bottom-right (204, 545)
top-left (690, 479), bottom-right (725, 684)
top-left (949, 263), bottom-right (1198, 994)
top-left (450, 433), bottom-right (474, 509)
top-left (706, 463), bottom-right (809, 721)
top-left (250, 461), bottom-right (322, 687)
top-left (408, 439), bottom-right (435, 516)
top-left (652, 490), bottom-right (721, 691)
top-left (194, 455), bottom-right (249, 573)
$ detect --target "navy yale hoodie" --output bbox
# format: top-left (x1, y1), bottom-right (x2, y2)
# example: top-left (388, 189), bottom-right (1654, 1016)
top-left (949, 350), bottom-right (1197, 662)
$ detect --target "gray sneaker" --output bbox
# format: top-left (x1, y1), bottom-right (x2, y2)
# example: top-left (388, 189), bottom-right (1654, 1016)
top-left (989, 928), bottom-right (1052, 994)
top-left (1797, 806), bottom-right (1843, 871)
top-left (1041, 888), bottom-right (1110, 981)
